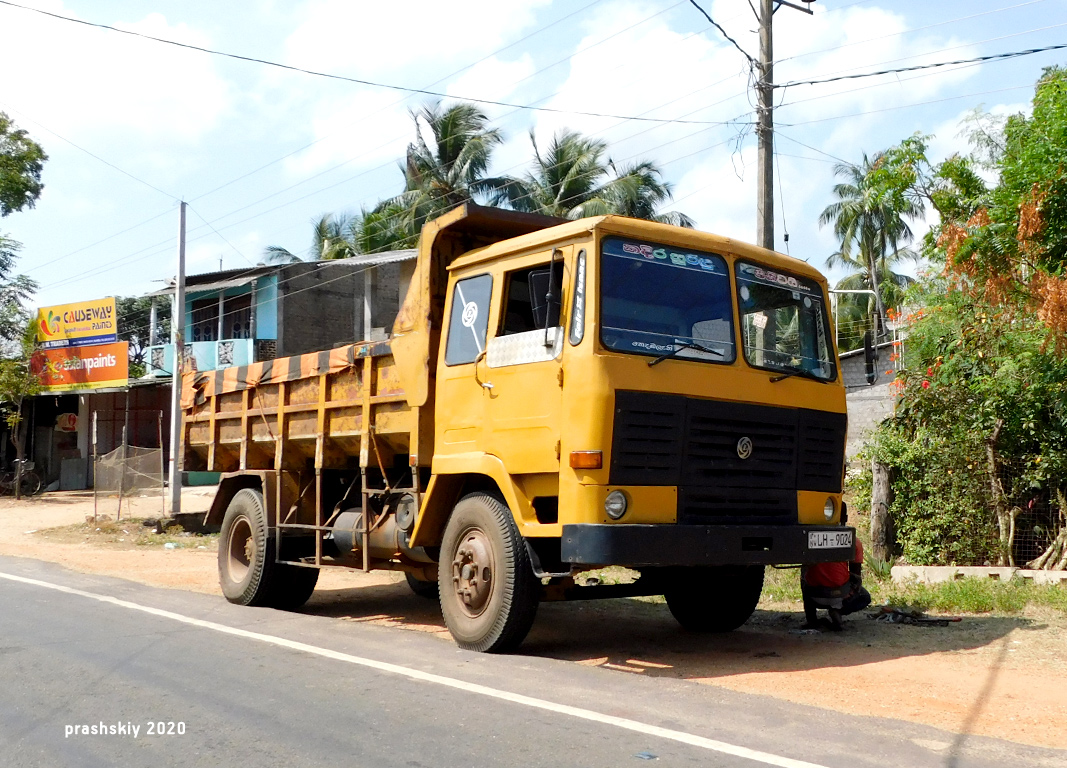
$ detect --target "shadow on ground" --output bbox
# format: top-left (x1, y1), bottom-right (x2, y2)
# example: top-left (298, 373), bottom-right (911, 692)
top-left (301, 581), bottom-right (1039, 679)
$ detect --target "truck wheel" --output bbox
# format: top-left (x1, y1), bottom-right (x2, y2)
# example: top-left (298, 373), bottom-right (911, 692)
top-left (664, 565), bottom-right (765, 632)
top-left (405, 572), bottom-right (439, 599)
top-left (219, 489), bottom-right (274, 606)
top-left (438, 492), bottom-right (539, 653)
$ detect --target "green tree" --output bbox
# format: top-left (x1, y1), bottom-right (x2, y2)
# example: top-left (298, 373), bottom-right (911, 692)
top-left (495, 129), bottom-right (692, 225)
top-left (0, 318), bottom-right (40, 498)
top-left (0, 112), bottom-right (47, 217)
top-left (116, 296), bottom-right (171, 377)
top-left (819, 153), bottom-right (920, 337)
top-left (863, 68), bottom-right (1067, 569)
top-left (0, 235), bottom-right (38, 349)
top-left (264, 213), bottom-right (360, 263)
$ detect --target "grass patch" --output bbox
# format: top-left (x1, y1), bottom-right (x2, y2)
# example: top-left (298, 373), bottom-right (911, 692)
top-left (874, 577), bottom-right (1067, 615)
top-left (35, 518), bottom-right (218, 551)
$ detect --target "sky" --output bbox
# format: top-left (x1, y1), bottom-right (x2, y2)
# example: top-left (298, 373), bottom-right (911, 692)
top-left (1, 0), bottom-right (1065, 321)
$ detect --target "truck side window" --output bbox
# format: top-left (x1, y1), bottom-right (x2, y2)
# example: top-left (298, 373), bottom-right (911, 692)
top-left (569, 250), bottom-right (586, 345)
top-left (444, 274), bottom-right (493, 366)
top-left (500, 264), bottom-right (563, 336)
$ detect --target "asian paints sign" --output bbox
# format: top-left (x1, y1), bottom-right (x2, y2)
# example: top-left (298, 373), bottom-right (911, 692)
top-left (36, 297), bottom-right (118, 349)
top-left (31, 342), bottom-right (129, 393)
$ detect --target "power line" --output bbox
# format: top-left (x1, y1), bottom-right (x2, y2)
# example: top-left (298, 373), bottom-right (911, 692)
top-left (775, 0), bottom-right (1050, 67)
top-left (187, 0), bottom-right (613, 205)
top-left (22, 2), bottom-right (755, 284)
top-left (686, 0), bottom-right (755, 64)
top-left (186, 205), bottom-right (257, 267)
top-left (0, 0), bottom-right (732, 127)
top-left (779, 83), bottom-right (1034, 127)
top-left (774, 132), bottom-right (848, 164)
top-left (0, 101), bottom-right (176, 201)
top-left (775, 42), bottom-right (1067, 89)
top-left (775, 19), bottom-right (1067, 90)
top-left (24, 207), bottom-right (174, 274)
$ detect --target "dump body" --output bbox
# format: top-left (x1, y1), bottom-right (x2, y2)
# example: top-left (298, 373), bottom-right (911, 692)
top-left (182, 342), bottom-right (421, 477)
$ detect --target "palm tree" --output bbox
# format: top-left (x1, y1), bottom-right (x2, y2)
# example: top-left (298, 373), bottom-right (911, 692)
top-left (264, 213), bottom-right (358, 263)
top-left (830, 249), bottom-right (915, 352)
top-left (495, 130), bottom-right (610, 217)
top-left (495, 130), bottom-right (693, 225)
top-left (819, 154), bottom-right (920, 337)
top-left (395, 102), bottom-right (511, 223)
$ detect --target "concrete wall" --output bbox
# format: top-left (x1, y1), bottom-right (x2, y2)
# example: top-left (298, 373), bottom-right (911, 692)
top-left (841, 341), bottom-right (902, 458)
top-left (277, 263), bottom-right (361, 357)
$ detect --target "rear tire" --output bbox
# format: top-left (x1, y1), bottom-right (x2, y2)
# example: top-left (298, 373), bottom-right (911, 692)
top-left (438, 492), bottom-right (539, 653)
top-left (218, 488), bottom-right (317, 610)
top-left (664, 565), bottom-right (765, 632)
top-left (406, 572), bottom-right (439, 599)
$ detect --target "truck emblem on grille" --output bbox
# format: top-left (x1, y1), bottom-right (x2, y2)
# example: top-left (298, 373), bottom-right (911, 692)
top-left (736, 437), bottom-right (753, 459)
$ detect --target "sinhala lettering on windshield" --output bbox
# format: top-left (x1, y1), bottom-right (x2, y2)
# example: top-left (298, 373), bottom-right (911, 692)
top-left (737, 262), bottom-right (817, 293)
top-left (612, 240), bottom-right (722, 273)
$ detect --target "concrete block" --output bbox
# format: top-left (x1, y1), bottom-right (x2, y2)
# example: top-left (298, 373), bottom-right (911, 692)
top-left (891, 565), bottom-right (1019, 583)
top-left (1015, 569), bottom-right (1067, 585)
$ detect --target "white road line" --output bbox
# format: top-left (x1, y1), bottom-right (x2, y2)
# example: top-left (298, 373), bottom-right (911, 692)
top-left (0, 571), bottom-right (830, 768)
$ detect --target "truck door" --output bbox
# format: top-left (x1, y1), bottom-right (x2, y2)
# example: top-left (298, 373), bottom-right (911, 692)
top-left (478, 248), bottom-right (568, 474)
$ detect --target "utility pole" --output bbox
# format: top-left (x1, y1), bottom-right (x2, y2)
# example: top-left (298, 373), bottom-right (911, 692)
top-left (755, 0), bottom-right (814, 251)
top-left (167, 201), bottom-right (187, 516)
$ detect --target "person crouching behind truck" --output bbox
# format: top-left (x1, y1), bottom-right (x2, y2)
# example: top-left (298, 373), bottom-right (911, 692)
top-left (800, 541), bottom-right (871, 631)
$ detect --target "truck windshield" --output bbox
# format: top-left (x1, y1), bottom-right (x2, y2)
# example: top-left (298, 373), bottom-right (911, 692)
top-left (600, 237), bottom-right (735, 364)
top-left (735, 262), bottom-right (836, 381)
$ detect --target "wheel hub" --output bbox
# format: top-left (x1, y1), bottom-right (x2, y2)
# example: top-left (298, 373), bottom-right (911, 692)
top-left (451, 529), bottom-right (493, 617)
top-left (227, 516), bottom-right (254, 583)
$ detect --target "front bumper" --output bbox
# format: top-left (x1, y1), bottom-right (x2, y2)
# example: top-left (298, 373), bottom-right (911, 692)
top-left (561, 524), bottom-right (856, 567)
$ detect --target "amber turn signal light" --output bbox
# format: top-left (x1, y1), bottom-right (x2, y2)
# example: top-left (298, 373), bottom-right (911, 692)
top-left (569, 451), bottom-right (603, 469)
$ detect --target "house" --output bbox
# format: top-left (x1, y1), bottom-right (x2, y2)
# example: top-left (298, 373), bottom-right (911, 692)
top-left (143, 251), bottom-right (416, 377)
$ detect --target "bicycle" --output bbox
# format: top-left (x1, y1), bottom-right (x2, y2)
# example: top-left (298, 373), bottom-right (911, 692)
top-left (0, 460), bottom-right (43, 496)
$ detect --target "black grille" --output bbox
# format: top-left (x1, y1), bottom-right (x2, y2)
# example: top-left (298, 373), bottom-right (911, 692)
top-left (610, 391), bottom-right (846, 524)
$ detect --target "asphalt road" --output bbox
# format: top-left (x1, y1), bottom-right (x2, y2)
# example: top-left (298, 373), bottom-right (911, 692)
top-left (0, 556), bottom-right (1062, 768)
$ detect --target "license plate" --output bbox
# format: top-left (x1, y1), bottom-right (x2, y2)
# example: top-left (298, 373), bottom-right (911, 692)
top-left (808, 530), bottom-right (853, 550)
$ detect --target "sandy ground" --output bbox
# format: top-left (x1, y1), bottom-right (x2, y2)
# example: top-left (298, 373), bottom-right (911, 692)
top-left (1, 491), bottom-right (1065, 751)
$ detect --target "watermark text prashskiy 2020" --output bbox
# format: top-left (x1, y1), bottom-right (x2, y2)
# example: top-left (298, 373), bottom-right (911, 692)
top-left (64, 721), bottom-right (186, 738)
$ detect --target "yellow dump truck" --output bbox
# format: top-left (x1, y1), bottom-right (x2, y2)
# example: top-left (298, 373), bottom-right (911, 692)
top-left (183, 204), bottom-right (854, 652)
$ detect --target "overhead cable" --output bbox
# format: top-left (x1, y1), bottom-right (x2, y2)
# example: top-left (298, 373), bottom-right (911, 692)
top-left (686, 0), bottom-right (755, 64)
top-left (775, 43), bottom-right (1067, 88)
top-left (0, 0), bottom-right (731, 127)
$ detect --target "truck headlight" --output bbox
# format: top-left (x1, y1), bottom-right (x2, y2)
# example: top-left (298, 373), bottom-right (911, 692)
top-left (605, 490), bottom-right (629, 520)
top-left (824, 497), bottom-right (835, 520)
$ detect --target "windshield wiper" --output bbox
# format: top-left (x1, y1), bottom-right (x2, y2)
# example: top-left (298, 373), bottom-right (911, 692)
top-left (769, 364), bottom-right (825, 383)
top-left (648, 341), bottom-right (725, 367)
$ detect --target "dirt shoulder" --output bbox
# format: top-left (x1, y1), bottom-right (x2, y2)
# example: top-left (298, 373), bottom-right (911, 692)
top-left (1, 492), bottom-right (1064, 751)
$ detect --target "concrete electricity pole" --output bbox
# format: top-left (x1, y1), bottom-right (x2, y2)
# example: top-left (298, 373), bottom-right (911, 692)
top-left (167, 201), bottom-right (187, 516)
top-left (755, 0), bottom-right (814, 251)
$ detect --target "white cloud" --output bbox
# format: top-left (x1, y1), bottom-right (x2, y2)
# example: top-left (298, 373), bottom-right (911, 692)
top-left (282, 88), bottom-right (413, 178)
top-left (284, 0), bottom-right (552, 77)
top-left (0, 1), bottom-right (230, 144)
top-left (446, 55), bottom-right (536, 103)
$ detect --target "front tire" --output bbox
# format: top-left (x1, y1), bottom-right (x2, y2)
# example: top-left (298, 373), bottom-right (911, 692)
top-left (438, 492), bottom-right (539, 653)
top-left (664, 565), bottom-right (765, 632)
top-left (218, 488), bottom-right (318, 609)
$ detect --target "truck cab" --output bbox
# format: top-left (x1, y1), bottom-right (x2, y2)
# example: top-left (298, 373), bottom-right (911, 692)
top-left (401, 206), bottom-right (852, 649)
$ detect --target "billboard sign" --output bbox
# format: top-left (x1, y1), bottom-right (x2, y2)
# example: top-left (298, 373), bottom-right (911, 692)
top-left (36, 297), bottom-right (118, 349)
top-left (31, 341), bottom-right (129, 393)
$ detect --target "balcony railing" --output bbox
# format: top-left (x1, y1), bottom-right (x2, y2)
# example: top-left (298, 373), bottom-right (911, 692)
top-left (145, 338), bottom-right (256, 377)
